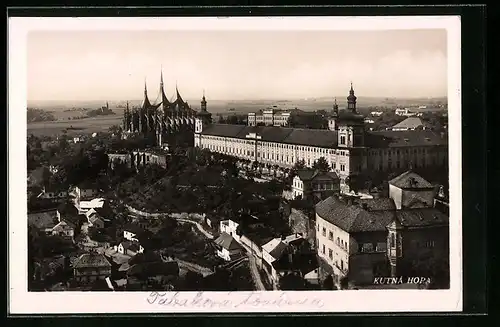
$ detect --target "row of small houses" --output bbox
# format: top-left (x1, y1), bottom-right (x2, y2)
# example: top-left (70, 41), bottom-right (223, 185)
top-left (213, 218), bottom-right (320, 289)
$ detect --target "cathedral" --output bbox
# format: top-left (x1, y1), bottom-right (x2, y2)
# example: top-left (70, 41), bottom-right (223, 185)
top-left (122, 70), bottom-right (212, 147)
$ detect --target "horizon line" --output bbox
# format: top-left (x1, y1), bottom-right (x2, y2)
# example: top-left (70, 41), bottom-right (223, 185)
top-left (27, 95), bottom-right (448, 103)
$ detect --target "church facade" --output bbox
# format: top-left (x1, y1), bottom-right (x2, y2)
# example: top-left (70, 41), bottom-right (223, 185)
top-left (194, 84), bottom-right (448, 192)
top-left (122, 71), bottom-right (211, 147)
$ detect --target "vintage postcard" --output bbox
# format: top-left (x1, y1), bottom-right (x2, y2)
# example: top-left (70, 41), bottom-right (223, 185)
top-left (9, 15), bottom-right (462, 314)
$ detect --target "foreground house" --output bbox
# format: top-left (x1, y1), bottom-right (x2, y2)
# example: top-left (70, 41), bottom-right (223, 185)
top-left (289, 169), bottom-right (340, 201)
top-left (28, 210), bottom-right (57, 235)
top-left (213, 232), bottom-right (244, 261)
top-left (115, 240), bottom-right (144, 257)
top-left (388, 170), bottom-right (436, 209)
top-left (73, 253), bottom-right (112, 284)
top-left (261, 234), bottom-right (312, 287)
top-left (315, 185), bottom-right (449, 288)
top-left (37, 186), bottom-right (68, 201)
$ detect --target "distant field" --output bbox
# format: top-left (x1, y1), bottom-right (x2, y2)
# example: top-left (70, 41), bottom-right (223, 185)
top-left (27, 115), bottom-right (122, 137)
top-left (27, 97), bottom-right (446, 137)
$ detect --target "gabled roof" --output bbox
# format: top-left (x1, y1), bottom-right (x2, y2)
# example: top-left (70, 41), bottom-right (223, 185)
top-left (53, 220), bottom-right (75, 231)
top-left (272, 253), bottom-right (318, 275)
top-left (316, 196), bottom-right (396, 233)
top-left (262, 238), bottom-right (287, 261)
top-left (389, 171), bottom-right (434, 189)
top-left (392, 117), bottom-right (424, 130)
top-left (396, 208), bottom-right (449, 227)
top-left (28, 210), bottom-right (57, 229)
top-left (201, 124), bottom-right (338, 148)
top-left (73, 253), bottom-right (111, 269)
top-left (79, 198), bottom-right (105, 209)
top-left (357, 198), bottom-right (396, 211)
top-left (120, 241), bottom-right (141, 252)
top-left (366, 130), bottom-right (447, 148)
top-left (123, 223), bottom-right (148, 236)
top-left (214, 232), bottom-right (243, 251)
top-left (296, 169), bottom-right (339, 182)
top-left (57, 202), bottom-right (79, 216)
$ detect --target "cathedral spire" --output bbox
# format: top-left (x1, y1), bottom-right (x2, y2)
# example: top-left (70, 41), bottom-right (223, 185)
top-left (142, 78), bottom-right (151, 109)
top-left (160, 66), bottom-right (164, 87)
top-left (160, 68), bottom-right (170, 106)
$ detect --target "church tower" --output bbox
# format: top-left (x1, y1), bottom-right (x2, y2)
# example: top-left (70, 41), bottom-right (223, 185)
top-left (347, 82), bottom-right (357, 112)
top-left (328, 98), bottom-right (339, 131)
top-left (337, 83), bottom-right (367, 193)
top-left (195, 90), bottom-right (212, 148)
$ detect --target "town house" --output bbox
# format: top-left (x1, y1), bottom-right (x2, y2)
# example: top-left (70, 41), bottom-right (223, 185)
top-left (315, 171), bottom-right (449, 288)
top-left (72, 253), bottom-right (112, 284)
top-left (290, 169), bottom-right (340, 201)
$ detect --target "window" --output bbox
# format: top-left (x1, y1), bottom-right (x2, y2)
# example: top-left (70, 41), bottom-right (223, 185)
top-left (336, 237), bottom-right (340, 245)
top-left (361, 243), bottom-right (374, 252)
top-left (329, 249), bottom-right (333, 259)
top-left (390, 233), bottom-right (396, 248)
top-left (341, 260), bottom-right (344, 270)
top-left (328, 231), bottom-right (333, 240)
top-left (340, 136), bottom-right (346, 145)
top-left (317, 224), bottom-right (319, 231)
top-left (322, 228), bottom-right (326, 237)
top-left (322, 244), bottom-right (325, 254)
top-left (340, 164), bottom-right (345, 172)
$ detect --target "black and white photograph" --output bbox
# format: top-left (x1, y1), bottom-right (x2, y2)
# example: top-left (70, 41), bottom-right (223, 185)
top-left (9, 15), bottom-right (463, 313)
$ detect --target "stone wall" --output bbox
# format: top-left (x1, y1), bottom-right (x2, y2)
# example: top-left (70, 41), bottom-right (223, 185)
top-left (126, 204), bottom-right (205, 221)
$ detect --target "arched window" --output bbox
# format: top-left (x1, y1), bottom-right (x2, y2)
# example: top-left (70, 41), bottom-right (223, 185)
top-left (390, 233), bottom-right (396, 248)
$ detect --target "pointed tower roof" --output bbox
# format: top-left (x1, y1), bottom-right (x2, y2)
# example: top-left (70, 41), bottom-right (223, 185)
top-left (176, 85), bottom-right (185, 104)
top-left (347, 81), bottom-right (357, 101)
top-left (142, 79), bottom-right (152, 109)
top-left (160, 68), bottom-right (171, 107)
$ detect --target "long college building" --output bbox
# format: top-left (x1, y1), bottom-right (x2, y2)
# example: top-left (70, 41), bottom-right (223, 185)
top-left (194, 84), bottom-right (448, 192)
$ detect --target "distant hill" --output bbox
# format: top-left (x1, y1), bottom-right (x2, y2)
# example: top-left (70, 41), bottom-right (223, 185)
top-left (27, 96), bottom-right (447, 115)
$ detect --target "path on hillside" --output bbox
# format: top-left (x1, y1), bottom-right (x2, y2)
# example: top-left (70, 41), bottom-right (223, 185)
top-left (124, 204), bottom-right (214, 240)
top-left (177, 218), bottom-right (214, 240)
top-left (125, 204), bottom-right (267, 290)
top-left (239, 243), bottom-right (267, 291)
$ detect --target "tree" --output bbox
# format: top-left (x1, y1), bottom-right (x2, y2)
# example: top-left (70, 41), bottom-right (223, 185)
top-left (293, 159), bottom-right (306, 170)
top-left (339, 276), bottom-right (349, 290)
top-left (322, 275), bottom-right (335, 290)
top-left (279, 273), bottom-right (306, 290)
top-left (312, 157), bottom-right (330, 172)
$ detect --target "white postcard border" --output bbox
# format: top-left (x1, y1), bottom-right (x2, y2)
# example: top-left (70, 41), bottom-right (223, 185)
top-left (8, 15), bottom-right (462, 314)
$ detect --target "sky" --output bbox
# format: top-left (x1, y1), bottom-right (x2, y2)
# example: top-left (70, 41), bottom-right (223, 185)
top-left (27, 29), bottom-right (447, 102)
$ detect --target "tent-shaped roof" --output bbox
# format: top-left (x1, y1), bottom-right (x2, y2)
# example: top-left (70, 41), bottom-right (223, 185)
top-left (214, 232), bottom-right (243, 251)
